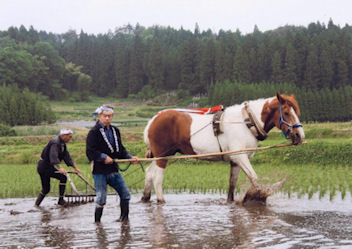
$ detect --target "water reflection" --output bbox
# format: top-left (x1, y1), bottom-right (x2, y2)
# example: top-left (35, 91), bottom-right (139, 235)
top-left (119, 223), bottom-right (132, 249)
top-left (145, 203), bottom-right (178, 248)
top-left (95, 223), bottom-right (109, 249)
top-left (230, 203), bottom-right (275, 248)
top-left (1, 194), bottom-right (352, 248)
top-left (38, 207), bottom-right (74, 249)
top-left (94, 218), bottom-right (132, 248)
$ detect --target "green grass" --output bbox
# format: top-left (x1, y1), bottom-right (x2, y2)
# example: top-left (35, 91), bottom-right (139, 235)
top-left (50, 96), bottom-right (173, 121)
top-left (1, 161), bottom-right (352, 200)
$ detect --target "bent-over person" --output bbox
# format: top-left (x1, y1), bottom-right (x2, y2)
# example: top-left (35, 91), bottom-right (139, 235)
top-left (35, 129), bottom-right (81, 206)
top-left (86, 105), bottom-right (138, 223)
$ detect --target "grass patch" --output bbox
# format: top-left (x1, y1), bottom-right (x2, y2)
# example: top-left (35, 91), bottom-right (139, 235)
top-left (1, 162), bottom-right (351, 200)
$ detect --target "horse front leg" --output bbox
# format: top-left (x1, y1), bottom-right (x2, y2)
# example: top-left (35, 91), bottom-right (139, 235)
top-left (231, 154), bottom-right (259, 190)
top-left (227, 161), bottom-right (241, 203)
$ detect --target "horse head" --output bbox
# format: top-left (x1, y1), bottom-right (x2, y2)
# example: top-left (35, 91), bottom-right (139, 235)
top-left (262, 92), bottom-right (305, 145)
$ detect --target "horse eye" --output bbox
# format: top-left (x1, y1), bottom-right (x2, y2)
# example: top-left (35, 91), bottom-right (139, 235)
top-left (284, 112), bottom-right (289, 116)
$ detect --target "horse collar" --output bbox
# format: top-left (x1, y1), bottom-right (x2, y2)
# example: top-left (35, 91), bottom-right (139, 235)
top-left (242, 102), bottom-right (268, 141)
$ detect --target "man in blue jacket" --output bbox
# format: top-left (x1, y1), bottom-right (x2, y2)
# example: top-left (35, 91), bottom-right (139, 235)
top-left (86, 105), bottom-right (138, 223)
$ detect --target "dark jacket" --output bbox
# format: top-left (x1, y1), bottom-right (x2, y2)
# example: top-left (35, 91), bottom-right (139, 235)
top-left (37, 136), bottom-right (74, 174)
top-left (86, 122), bottom-right (131, 175)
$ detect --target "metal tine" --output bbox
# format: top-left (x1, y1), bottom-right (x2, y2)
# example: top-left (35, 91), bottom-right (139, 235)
top-left (59, 171), bottom-right (97, 205)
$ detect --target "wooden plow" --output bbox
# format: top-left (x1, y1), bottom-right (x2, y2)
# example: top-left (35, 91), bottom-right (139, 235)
top-left (60, 171), bottom-right (96, 205)
top-left (114, 142), bottom-right (307, 163)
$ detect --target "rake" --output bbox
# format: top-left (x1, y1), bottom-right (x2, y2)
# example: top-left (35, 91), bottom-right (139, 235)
top-left (57, 171), bottom-right (96, 205)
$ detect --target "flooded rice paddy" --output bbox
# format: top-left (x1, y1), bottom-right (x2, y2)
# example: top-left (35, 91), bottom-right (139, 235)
top-left (1, 192), bottom-right (352, 248)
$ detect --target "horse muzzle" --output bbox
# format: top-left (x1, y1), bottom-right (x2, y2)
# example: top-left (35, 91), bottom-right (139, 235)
top-left (289, 131), bottom-right (303, 145)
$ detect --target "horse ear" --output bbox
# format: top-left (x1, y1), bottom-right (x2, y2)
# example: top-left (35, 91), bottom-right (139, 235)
top-left (276, 91), bottom-right (286, 104)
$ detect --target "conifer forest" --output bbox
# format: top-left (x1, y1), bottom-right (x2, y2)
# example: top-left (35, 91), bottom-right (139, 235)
top-left (0, 20), bottom-right (352, 124)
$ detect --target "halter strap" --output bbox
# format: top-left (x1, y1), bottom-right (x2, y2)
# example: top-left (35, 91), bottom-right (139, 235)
top-left (278, 103), bottom-right (303, 137)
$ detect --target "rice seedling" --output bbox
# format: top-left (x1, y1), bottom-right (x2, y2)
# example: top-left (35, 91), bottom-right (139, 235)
top-left (1, 120), bottom-right (351, 200)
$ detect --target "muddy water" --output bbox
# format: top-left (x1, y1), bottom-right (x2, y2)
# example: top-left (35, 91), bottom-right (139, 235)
top-left (1, 193), bottom-right (352, 249)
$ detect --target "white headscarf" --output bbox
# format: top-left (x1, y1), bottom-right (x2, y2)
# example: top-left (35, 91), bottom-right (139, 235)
top-left (60, 129), bottom-right (73, 135)
top-left (95, 105), bottom-right (114, 115)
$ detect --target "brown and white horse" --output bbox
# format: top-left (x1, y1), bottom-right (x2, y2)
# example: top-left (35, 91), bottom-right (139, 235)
top-left (141, 92), bottom-right (305, 203)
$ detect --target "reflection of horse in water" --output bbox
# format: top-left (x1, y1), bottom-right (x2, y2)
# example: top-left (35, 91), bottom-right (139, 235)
top-left (142, 92), bottom-right (305, 203)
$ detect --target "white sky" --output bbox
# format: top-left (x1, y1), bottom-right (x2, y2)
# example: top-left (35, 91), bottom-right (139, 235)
top-left (0, 0), bottom-right (351, 35)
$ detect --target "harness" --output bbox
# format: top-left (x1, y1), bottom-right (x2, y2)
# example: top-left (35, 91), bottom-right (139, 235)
top-left (212, 111), bottom-right (225, 159)
top-left (278, 103), bottom-right (303, 138)
top-left (242, 102), bottom-right (268, 141)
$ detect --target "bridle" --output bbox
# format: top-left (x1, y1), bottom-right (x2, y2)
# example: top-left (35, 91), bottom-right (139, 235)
top-left (278, 103), bottom-right (303, 138)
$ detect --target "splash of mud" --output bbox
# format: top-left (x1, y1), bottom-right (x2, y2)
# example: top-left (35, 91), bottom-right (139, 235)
top-left (240, 177), bottom-right (287, 205)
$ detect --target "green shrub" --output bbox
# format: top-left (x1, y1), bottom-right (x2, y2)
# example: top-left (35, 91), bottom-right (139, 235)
top-left (0, 124), bottom-right (16, 136)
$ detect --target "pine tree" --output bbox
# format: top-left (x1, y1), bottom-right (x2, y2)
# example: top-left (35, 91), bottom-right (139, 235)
top-left (319, 48), bottom-right (333, 89)
top-left (233, 45), bottom-right (251, 83)
top-left (148, 39), bottom-right (164, 90)
top-left (114, 35), bottom-right (130, 97)
top-left (304, 45), bottom-right (320, 89)
top-left (271, 51), bottom-right (283, 83)
top-left (179, 37), bottom-right (200, 94)
top-left (283, 43), bottom-right (298, 85)
top-left (199, 38), bottom-right (215, 93)
top-left (335, 58), bottom-right (348, 88)
top-left (128, 35), bottom-right (145, 94)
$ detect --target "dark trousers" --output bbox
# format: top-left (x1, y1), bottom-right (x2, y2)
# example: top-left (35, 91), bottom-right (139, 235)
top-left (39, 171), bottom-right (67, 196)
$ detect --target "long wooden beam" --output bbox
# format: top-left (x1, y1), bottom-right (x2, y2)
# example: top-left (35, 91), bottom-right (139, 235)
top-left (114, 142), bottom-right (307, 163)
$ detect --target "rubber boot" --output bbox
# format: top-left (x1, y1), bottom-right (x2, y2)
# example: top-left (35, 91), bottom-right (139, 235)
top-left (95, 207), bottom-right (104, 223)
top-left (58, 197), bottom-right (67, 206)
top-left (35, 192), bottom-right (45, 207)
top-left (118, 200), bottom-right (129, 222)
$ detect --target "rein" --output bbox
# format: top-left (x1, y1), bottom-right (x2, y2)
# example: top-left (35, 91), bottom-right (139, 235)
top-left (278, 103), bottom-right (303, 138)
top-left (114, 142), bottom-right (307, 163)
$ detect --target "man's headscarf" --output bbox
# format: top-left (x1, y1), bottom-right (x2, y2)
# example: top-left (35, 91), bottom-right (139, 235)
top-left (60, 129), bottom-right (73, 135)
top-left (95, 105), bottom-right (114, 115)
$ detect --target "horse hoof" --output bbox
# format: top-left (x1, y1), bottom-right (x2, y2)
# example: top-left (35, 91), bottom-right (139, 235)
top-left (141, 196), bottom-right (151, 203)
top-left (157, 199), bottom-right (165, 204)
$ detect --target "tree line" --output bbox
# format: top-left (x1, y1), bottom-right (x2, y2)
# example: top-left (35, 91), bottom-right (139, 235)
top-left (0, 27), bottom-right (92, 100)
top-left (0, 20), bottom-right (351, 123)
top-left (0, 85), bottom-right (55, 126)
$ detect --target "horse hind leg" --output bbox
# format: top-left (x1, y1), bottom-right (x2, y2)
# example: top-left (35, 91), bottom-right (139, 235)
top-left (141, 162), bottom-right (155, 202)
top-left (141, 160), bottom-right (167, 203)
top-left (153, 160), bottom-right (166, 204)
top-left (227, 162), bottom-right (241, 203)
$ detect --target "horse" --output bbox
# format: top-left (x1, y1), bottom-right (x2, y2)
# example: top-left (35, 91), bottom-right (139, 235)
top-left (141, 92), bottom-right (305, 203)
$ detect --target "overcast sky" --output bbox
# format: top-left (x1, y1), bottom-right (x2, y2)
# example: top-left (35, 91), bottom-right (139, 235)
top-left (1, 0), bottom-right (351, 35)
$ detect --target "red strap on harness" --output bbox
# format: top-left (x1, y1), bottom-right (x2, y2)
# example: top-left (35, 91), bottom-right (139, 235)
top-left (182, 105), bottom-right (224, 114)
